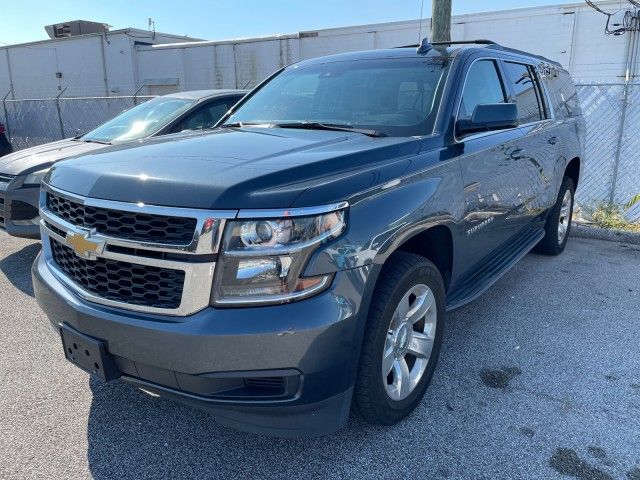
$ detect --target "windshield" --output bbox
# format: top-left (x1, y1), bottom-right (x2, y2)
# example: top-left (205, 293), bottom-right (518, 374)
top-left (82, 97), bottom-right (196, 144)
top-left (225, 57), bottom-right (449, 137)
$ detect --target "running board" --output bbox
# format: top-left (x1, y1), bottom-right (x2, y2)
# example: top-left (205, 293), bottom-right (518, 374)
top-left (445, 226), bottom-right (544, 311)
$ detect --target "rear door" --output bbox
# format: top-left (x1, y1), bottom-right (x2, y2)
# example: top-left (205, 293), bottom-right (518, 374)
top-left (455, 57), bottom-right (526, 266)
top-left (500, 60), bottom-right (559, 224)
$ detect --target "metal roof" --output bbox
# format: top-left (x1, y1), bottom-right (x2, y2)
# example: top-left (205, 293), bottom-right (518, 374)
top-left (0, 28), bottom-right (199, 50)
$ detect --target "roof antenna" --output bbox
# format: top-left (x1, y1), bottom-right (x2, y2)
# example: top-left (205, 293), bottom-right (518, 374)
top-left (417, 36), bottom-right (432, 54)
top-left (417, 0), bottom-right (425, 43)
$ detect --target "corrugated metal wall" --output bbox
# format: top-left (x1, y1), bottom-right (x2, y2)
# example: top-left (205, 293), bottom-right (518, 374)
top-left (0, 2), bottom-right (633, 97)
top-left (135, 1), bottom-right (632, 90)
top-left (0, 31), bottom-right (195, 99)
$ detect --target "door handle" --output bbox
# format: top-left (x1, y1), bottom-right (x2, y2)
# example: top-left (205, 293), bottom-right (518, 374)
top-left (548, 136), bottom-right (558, 145)
top-left (510, 148), bottom-right (526, 160)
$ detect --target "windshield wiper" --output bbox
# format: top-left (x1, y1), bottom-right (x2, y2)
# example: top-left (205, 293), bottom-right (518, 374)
top-left (219, 122), bottom-right (272, 128)
top-left (274, 122), bottom-right (386, 137)
top-left (81, 138), bottom-right (111, 145)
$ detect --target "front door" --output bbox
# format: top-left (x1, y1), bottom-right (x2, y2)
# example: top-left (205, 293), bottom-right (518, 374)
top-left (455, 58), bottom-right (526, 268)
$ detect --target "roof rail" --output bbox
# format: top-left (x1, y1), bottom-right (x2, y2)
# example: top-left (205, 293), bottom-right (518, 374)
top-left (397, 39), bottom-right (498, 49)
top-left (394, 39), bottom-right (564, 69)
top-left (484, 44), bottom-right (564, 68)
top-left (430, 39), bottom-right (498, 46)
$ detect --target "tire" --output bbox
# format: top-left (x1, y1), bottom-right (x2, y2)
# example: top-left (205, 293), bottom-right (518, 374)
top-left (354, 251), bottom-right (445, 425)
top-left (533, 176), bottom-right (575, 256)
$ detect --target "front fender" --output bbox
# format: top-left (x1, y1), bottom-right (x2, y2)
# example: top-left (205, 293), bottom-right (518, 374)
top-left (305, 156), bottom-right (463, 277)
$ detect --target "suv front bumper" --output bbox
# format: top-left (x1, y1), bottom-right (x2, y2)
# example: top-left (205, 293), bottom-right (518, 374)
top-left (0, 182), bottom-right (40, 238)
top-left (33, 251), bottom-right (372, 436)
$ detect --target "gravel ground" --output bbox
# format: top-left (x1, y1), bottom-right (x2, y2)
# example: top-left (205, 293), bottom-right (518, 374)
top-left (0, 232), bottom-right (639, 480)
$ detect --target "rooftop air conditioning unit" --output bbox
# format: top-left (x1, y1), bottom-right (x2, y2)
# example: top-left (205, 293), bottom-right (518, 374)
top-left (44, 21), bottom-right (110, 39)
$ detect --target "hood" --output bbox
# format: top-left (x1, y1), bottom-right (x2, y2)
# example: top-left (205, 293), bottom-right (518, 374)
top-left (47, 128), bottom-right (421, 210)
top-left (0, 138), bottom-right (106, 176)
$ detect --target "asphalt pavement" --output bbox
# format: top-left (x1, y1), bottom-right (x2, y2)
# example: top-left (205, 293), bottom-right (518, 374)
top-left (0, 232), bottom-right (639, 480)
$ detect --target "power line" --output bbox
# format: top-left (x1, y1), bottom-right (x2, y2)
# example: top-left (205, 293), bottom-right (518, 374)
top-left (584, 0), bottom-right (640, 35)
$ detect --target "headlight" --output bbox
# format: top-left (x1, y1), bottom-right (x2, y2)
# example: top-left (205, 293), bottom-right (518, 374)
top-left (23, 168), bottom-right (50, 186)
top-left (212, 206), bottom-right (347, 306)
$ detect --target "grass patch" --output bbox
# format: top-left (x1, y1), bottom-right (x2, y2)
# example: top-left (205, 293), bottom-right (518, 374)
top-left (590, 203), bottom-right (640, 233)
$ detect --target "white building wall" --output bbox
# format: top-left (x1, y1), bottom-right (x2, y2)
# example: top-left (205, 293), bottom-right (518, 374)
top-left (0, 30), bottom-right (197, 99)
top-left (136, 0), bottom-right (635, 91)
top-left (0, 1), bottom-right (634, 100)
top-left (569, 7), bottom-right (629, 82)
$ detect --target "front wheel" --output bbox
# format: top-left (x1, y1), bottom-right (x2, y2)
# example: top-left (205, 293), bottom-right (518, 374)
top-left (534, 176), bottom-right (575, 256)
top-left (354, 252), bottom-right (445, 425)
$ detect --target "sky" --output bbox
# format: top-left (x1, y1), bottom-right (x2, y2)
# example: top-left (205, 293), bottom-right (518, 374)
top-left (1, 0), bottom-right (574, 46)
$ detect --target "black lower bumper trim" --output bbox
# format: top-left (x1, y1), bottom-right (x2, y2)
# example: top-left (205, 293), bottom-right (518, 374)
top-left (125, 376), bottom-right (353, 437)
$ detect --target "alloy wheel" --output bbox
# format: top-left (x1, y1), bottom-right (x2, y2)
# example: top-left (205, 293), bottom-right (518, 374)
top-left (382, 283), bottom-right (437, 401)
top-left (558, 189), bottom-right (573, 244)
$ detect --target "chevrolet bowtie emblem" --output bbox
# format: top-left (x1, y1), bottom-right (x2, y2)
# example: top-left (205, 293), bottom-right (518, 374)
top-left (65, 231), bottom-right (105, 260)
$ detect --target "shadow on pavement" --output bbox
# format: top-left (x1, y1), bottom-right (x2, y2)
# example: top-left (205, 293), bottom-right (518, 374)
top-left (85, 376), bottom-right (383, 480)
top-left (0, 242), bottom-right (40, 297)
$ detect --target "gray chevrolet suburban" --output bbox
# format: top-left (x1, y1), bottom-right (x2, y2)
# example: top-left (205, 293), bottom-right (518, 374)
top-left (32, 40), bottom-right (585, 436)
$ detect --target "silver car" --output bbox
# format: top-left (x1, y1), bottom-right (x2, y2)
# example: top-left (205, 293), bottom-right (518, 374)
top-left (0, 89), bottom-right (246, 238)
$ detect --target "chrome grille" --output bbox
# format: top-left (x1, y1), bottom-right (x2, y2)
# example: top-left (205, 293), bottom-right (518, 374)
top-left (51, 238), bottom-right (185, 309)
top-left (39, 183), bottom-right (237, 316)
top-left (47, 192), bottom-right (197, 245)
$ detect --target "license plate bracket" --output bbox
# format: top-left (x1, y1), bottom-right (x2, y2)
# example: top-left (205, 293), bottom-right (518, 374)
top-left (59, 324), bottom-right (121, 381)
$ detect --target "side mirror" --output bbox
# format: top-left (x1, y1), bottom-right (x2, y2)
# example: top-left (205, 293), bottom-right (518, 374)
top-left (456, 103), bottom-right (518, 137)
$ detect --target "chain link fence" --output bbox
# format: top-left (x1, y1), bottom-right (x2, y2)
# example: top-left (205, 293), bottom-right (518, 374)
top-left (0, 87), bottom-right (638, 222)
top-left (575, 83), bottom-right (640, 223)
top-left (0, 96), bottom-right (154, 151)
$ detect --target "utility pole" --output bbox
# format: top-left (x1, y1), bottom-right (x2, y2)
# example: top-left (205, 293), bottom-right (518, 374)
top-left (430, 0), bottom-right (452, 42)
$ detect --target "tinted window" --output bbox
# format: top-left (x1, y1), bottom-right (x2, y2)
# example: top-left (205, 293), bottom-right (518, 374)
top-left (82, 97), bottom-right (195, 144)
top-left (458, 60), bottom-right (506, 122)
top-left (225, 57), bottom-right (451, 137)
top-left (543, 67), bottom-right (580, 118)
top-left (174, 98), bottom-right (239, 132)
top-left (503, 62), bottom-right (544, 124)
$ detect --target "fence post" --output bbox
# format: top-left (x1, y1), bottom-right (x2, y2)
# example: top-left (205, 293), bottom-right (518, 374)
top-left (2, 90), bottom-right (12, 142)
top-left (132, 84), bottom-right (145, 106)
top-left (55, 87), bottom-right (67, 140)
top-left (610, 83), bottom-right (630, 205)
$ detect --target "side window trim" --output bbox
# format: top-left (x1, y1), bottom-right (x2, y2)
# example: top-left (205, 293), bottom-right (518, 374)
top-left (456, 57), bottom-right (508, 121)
top-left (453, 56), bottom-right (513, 142)
top-left (527, 65), bottom-right (547, 120)
top-left (500, 59), bottom-right (553, 126)
top-left (517, 63), bottom-right (545, 121)
top-left (536, 64), bottom-right (556, 120)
